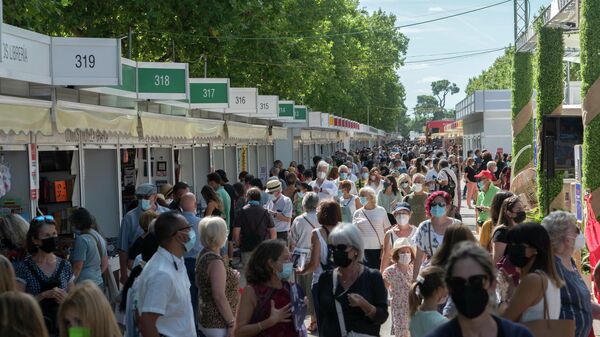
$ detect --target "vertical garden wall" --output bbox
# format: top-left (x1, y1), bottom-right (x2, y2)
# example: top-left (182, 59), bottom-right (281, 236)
top-left (581, 0), bottom-right (600, 220)
top-left (511, 52), bottom-right (534, 175)
top-left (535, 24), bottom-right (564, 215)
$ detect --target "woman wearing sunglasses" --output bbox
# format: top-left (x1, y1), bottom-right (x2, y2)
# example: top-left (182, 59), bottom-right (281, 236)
top-left (412, 191), bottom-right (461, 281)
top-left (13, 215), bottom-right (75, 335)
top-left (315, 223), bottom-right (389, 337)
top-left (426, 241), bottom-right (533, 337)
top-left (500, 222), bottom-right (564, 323)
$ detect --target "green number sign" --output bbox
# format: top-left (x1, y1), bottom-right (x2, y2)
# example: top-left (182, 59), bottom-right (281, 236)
top-left (294, 106), bottom-right (307, 120)
top-left (137, 62), bottom-right (188, 99)
top-left (190, 78), bottom-right (229, 108)
top-left (278, 101), bottom-right (294, 118)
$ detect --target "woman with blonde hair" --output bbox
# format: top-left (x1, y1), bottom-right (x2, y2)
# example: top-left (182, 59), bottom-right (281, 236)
top-left (0, 255), bottom-right (16, 293)
top-left (397, 173), bottom-right (412, 198)
top-left (0, 291), bottom-right (48, 337)
top-left (58, 280), bottom-right (121, 337)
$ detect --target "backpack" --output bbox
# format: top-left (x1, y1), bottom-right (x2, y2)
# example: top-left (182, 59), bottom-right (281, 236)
top-left (340, 197), bottom-right (353, 223)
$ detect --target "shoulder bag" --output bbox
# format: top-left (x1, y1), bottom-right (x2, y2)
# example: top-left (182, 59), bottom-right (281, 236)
top-left (332, 268), bottom-right (376, 337)
top-left (361, 210), bottom-right (383, 249)
top-left (88, 232), bottom-right (119, 305)
top-left (520, 272), bottom-right (574, 337)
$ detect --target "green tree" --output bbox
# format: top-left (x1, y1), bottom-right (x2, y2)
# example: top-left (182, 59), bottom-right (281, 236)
top-left (3, 0), bottom-right (408, 132)
top-left (431, 80), bottom-right (460, 111)
top-left (466, 47), bottom-right (514, 95)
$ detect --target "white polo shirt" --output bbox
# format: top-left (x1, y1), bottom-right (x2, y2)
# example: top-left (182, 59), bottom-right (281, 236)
top-left (137, 247), bottom-right (195, 337)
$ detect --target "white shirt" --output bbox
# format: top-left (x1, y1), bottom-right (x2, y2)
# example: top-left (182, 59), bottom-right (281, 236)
top-left (520, 276), bottom-right (561, 322)
top-left (334, 178), bottom-right (358, 195)
top-left (310, 179), bottom-right (338, 201)
top-left (352, 206), bottom-right (390, 250)
top-left (438, 167), bottom-right (460, 207)
top-left (367, 180), bottom-right (384, 194)
top-left (265, 194), bottom-right (293, 232)
top-left (290, 211), bottom-right (319, 251)
top-left (137, 247), bottom-right (195, 337)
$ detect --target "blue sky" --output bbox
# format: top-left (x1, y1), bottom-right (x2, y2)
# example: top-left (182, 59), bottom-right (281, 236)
top-left (359, 0), bottom-right (547, 115)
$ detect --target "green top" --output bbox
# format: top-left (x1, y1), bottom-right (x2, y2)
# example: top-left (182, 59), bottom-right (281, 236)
top-left (409, 310), bottom-right (448, 337)
top-left (377, 191), bottom-right (402, 213)
top-left (404, 192), bottom-right (429, 226)
top-left (216, 186), bottom-right (232, 227)
top-left (476, 184), bottom-right (500, 222)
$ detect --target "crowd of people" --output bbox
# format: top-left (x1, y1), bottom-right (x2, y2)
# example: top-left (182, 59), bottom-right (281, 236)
top-left (0, 142), bottom-right (598, 337)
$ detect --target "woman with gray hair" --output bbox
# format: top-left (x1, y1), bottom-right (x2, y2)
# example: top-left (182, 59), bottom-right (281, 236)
top-left (315, 223), bottom-right (389, 337)
top-left (0, 214), bottom-right (29, 261)
top-left (542, 211), bottom-right (600, 337)
top-left (310, 160), bottom-right (338, 200)
top-left (289, 191), bottom-right (319, 332)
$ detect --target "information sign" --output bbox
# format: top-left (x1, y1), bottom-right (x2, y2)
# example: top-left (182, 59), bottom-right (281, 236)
top-left (137, 62), bottom-right (188, 100)
top-left (256, 95), bottom-right (278, 118)
top-left (226, 88), bottom-right (258, 114)
top-left (189, 78), bottom-right (229, 108)
top-left (294, 105), bottom-right (307, 120)
top-left (278, 100), bottom-right (294, 118)
top-left (51, 37), bottom-right (121, 86)
top-left (0, 24), bottom-right (51, 84)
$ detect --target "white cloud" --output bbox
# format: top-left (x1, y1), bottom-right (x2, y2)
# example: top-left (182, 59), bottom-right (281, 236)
top-left (428, 7), bottom-right (443, 12)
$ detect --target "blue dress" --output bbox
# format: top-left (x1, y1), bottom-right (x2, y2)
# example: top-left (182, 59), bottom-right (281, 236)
top-left (554, 256), bottom-right (592, 337)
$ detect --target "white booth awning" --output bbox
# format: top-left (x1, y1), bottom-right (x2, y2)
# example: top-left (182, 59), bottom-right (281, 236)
top-left (140, 113), bottom-right (224, 139)
top-left (55, 101), bottom-right (138, 136)
top-left (226, 121), bottom-right (267, 141)
top-left (0, 96), bottom-right (52, 136)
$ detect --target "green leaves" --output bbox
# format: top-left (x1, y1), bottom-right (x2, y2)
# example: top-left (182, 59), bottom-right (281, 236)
top-left (535, 25), bottom-right (564, 215)
top-left (3, 0), bottom-right (408, 132)
top-left (581, 0), bottom-right (600, 220)
top-left (467, 47), bottom-right (514, 95)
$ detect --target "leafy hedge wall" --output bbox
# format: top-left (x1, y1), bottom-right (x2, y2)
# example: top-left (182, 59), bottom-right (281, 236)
top-left (581, 0), bottom-right (600, 220)
top-left (511, 51), bottom-right (534, 175)
top-left (535, 24), bottom-right (564, 215)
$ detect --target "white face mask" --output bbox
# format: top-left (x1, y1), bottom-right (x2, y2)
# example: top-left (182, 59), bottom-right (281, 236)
top-left (574, 233), bottom-right (586, 251)
top-left (317, 171), bottom-right (327, 180)
top-left (396, 214), bottom-right (410, 225)
top-left (398, 253), bottom-right (412, 265)
top-left (412, 183), bottom-right (423, 193)
top-left (492, 167), bottom-right (498, 173)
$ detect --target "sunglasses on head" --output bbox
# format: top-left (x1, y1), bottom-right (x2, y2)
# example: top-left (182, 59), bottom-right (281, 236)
top-left (328, 244), bottom-right (349, 252)
top-left (447, 274), bottom-right (488, 290)
top-left (430, 202), bottom-right (446, 208)
top-left (34, 215), bottom-right (55, 223)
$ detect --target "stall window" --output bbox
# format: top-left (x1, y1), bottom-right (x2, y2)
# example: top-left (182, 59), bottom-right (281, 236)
top-left (0, 150), bottom-right (31, 220)
top-left (38, 150), bottom-right (80, 234)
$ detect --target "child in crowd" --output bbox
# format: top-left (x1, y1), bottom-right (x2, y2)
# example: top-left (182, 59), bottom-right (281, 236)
top-left (408, 266), bottom-right (448, 337)
top-left (382, 238), bottom-right (414, 337)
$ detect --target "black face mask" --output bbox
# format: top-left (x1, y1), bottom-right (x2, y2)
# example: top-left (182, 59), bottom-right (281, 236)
top-left (450, 284), bottom-right (489, 319)
top-left (506, 244), bottom-right (530, 268)
top-left (332, 249), bottom-right (353, 268)
top-left (512, 211), bottom-right (527, 223)
top-left (39, 237), bottom-right (58, 253)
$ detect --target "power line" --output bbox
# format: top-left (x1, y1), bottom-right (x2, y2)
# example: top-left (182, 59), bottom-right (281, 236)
top-left (404, 47), bottom-right (505, 63)
top-left (140, 0), bottom-right (511, 41)
top-left (405, 47), bottom-right (507, 58)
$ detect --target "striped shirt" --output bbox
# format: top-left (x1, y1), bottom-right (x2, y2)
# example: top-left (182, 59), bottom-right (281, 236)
top-left (555, 256), bottom-right (592, 337)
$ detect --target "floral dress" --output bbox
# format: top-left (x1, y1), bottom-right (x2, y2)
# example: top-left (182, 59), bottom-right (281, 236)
top-left (383, 263), bottom-right (413, 337)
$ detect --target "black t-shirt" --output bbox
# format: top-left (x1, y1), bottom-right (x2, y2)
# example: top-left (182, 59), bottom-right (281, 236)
top-left (317, 267), bottom-right (389, 337)
top-left (492, 226), bottom-right (509, 244)
top-left (465, 166), bottom-right (477, 182)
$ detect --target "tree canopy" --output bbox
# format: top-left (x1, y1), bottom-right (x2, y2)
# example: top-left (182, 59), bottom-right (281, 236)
top-left (4, 0), bottom-right (409, 131)
top-left (466, 47), bottom-right (514, 95)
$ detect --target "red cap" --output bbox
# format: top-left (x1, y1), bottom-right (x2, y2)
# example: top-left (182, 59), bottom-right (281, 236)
top-left (474, 170), bottom-right (493, 180)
